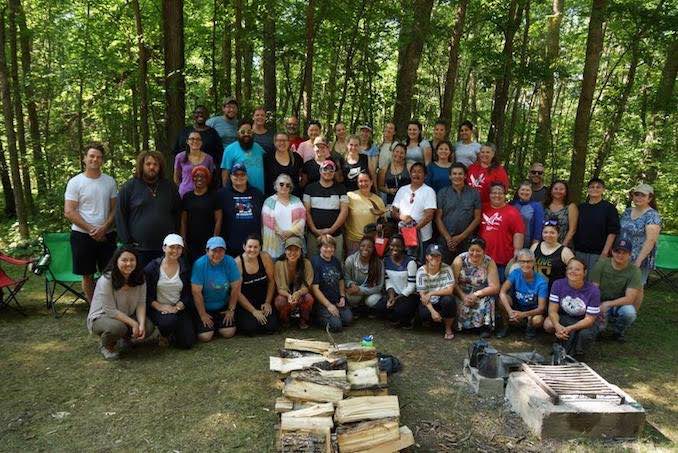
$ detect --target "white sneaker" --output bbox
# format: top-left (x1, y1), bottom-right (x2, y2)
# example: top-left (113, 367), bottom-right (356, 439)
top-left (100, 345), bottom-right (120, 360)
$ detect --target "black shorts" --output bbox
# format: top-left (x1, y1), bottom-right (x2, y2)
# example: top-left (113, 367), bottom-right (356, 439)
top-left (70, 230), bottom-right (117, 276)
top-left (195, 309), bottom-right (236, 334)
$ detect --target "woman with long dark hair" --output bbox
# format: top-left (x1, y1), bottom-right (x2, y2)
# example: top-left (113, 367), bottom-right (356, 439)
top-left (454, 120), bottom-right (481, 167)
top-left (264, 132), bottom-right (303, 197)
top-left (87, 247), bottom-right (153, 360)
top-left (378, 143), bottom-right (410, 205)
top-left (274, 237), bottom-right (315, 329)
top-left (344, 236), bottom-right (384, 313)
top-left (544, 180), bottom-right (578, 247)
top-left (425, 140), bottom-right (454, 191)
top-left (405, 120), bottom-right (432, 170)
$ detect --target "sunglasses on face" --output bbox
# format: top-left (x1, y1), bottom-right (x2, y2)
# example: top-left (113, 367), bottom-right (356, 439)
top-left (278, 182), bottom-right (292, 188)
top-left (530, 170), bottom-right (543, 175)
top-left (320, 167), bottom-right (335, 173)
top-left (632, 192), bottom-right (648, 197)
top-left (518, 259), bottom-right (534, 264)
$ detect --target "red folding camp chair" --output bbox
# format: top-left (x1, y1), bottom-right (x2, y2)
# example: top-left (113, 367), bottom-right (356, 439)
top-left (0, 253), bottom-right (32, 315)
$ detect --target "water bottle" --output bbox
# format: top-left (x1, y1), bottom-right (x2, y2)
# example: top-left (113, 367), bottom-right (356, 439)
top-left (361, 335), bottom-right (374, 348)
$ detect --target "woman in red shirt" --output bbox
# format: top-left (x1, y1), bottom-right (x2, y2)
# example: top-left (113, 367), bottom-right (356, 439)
top-left (466, 143), bottom-right (509, 205)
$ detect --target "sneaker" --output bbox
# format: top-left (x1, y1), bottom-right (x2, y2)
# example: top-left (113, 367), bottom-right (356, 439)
top-left (495, 325), bottom-right (509, 339)
top-left (525, 325), bottom-right (537, 340)
top-left (100, 345), bottom-right (119, 360)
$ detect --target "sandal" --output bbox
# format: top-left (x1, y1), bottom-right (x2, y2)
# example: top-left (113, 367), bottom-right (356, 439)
top-left (444, 332), bottom-right (455, 340)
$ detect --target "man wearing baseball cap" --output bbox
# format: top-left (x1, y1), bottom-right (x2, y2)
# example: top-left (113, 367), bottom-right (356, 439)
top-left (190, 236), bottom-right (242, 342)
top-left (207, 96), bottom-right (240, 148)
top-left (589, 236), bottom-right (642, 343)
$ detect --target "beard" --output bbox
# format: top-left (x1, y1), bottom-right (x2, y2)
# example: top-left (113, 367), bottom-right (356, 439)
top-left (238, 136), bottom-right (253, 150)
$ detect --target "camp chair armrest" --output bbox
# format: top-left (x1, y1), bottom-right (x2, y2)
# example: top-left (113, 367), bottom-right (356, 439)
top-left (0, 254), bottom-right (32, 266)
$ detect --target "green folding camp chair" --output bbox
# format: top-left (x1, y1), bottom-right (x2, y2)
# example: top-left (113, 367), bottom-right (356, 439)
top-left (40, 232), bottom-right (88, 318)
top-left (648, 234), bottom-right (678, 292)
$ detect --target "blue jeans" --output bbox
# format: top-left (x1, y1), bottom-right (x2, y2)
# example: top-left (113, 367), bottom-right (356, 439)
top-left (606, 305), bottom-right (637, 336)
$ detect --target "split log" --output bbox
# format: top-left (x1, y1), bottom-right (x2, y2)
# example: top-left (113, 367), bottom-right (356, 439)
top-left (275, 397), bottom-right (295, 413)
top-left (336, 418), bottom-right (400, 452)
top-left (348, 367), bottom-right (379, 388)
top-left (348, 388), bottom-right (390, 397)
top-left (285, 338), bottom-right (332, 354)
top-left (290, 369), bottom-right (350, 390)
top-left (347, 359), bottom-right (378, 371)
top-left (280, 416), bottom-right (334, 431)
top-left (278, 428), bottom-right (331, 453)
top-left (281, 402), bottom-right (335, 419)
top-left (284, 378), bottom-right (345, 403)
top-left (359, 425), bottom-right (414, 453)
top-left (334, 396), bottom-right (399, 424)
top-left (379, 371), bottom-right (388, 386)
top-left (270, 355), bottom-right (329, 374)
top-left (328, 342), bottom-right (377, 361)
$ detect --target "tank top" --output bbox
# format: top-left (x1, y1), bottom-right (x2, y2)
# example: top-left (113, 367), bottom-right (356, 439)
top-left (384, 163), bottom-right (411, 204)
top-left (533, 241), bottom-right (566, 288)
top-left (240, 254), bottom-right (268, 308)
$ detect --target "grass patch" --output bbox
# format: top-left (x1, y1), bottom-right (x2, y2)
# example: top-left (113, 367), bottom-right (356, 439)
top-left (0, 272), bottom-right (676, 452)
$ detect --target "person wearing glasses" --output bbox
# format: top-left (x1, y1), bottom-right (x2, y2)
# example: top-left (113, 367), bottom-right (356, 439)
top-left (497, 248), bottom-right (548, 339)
top-left (528, 162), bottom-right (547, 203)
top-left (264, 132), bottom-right (303, 197)
top-left (174, 131), bottom-right (216, 198)
top-left (619, 183), bottom-right (661, 308)
top-left (529, 220), bottom-right (575, 290)
top-left (262, 174), bottom-right (306, 260)
top-left (174, 105), bottom-right (224, 169)
top-left (572, 178), bottom-right (620, 271)
top-left (452, 237), bottom-right (500, 337)
top-left (221, 119), bottom-right (266, 193)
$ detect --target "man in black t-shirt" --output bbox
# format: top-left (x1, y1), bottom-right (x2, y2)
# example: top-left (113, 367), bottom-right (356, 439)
top-left (303, 160), bottom-right (349, 260)
top-left (174, 105), bottom-right (224, 170)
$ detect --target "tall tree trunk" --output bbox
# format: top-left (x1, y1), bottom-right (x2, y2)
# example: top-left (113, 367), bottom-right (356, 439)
top-left (534, 0), bottom-right (564, 164)
top-left (262, 0), bottom-right (276, 114)
top-left (233, 0), bottom-right (243, 102)
top-left (130, 83), bottom-right (140, 154)
top-left (569, 0), bottom-right (607, 202)
top-left (643, 38), bottom-right (677, 183)
top-left (131, 0), bottom-right (150, 151)
top-left (0, 141), bottom-right (16, 216)
top-left (211, 0), bottom-right (218, 111)
top-left (487, 0), bottom-right (524, 158)
top-left (299, 0), bottom-right (317, 121)
top-left (335, 0), bottom-right (367, 122)
top-left (162, 0), bottom-right (185, 167)
top-left (11, 0), bottom-right (45, 195)
top-left (222, 2), bottom-right (232, 98)
top-left (0, 11), bottom-right (28, 238)
top-left (393, 0), bottom-right (434, 137)
top-left (8, 3), bottom-right (32, 213)
top-left (325, 45), bottom-right (341, 133)
top-left (440, 0), bottom-right (468, 128)
top-left (242, 4), bottom-right (254, 103)
top-left (469, 70), bottom-right (478, 130)
top-left (592, 38), bottom-right (640, 178)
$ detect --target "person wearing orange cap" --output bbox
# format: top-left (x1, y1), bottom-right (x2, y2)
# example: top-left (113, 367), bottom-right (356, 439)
top-left (181, 165), bottom-right (222, 263)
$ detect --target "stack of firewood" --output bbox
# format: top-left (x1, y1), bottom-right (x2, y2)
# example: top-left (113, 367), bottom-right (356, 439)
top-left (270, 338), bottom-right (414, 453)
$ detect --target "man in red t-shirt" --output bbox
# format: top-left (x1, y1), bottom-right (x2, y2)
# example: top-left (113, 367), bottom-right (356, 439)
top-left (479, 182), bottom-right (524, 282)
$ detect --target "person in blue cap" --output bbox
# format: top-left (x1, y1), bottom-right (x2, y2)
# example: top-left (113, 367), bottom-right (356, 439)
top-left (191, 236), bottom-right (242, 342)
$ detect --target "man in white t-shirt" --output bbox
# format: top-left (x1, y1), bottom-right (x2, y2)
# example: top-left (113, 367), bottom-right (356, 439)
top-left (64, 142), bottom-right (118, 303)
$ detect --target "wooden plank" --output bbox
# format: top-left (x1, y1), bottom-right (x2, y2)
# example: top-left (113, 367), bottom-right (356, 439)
top-left (284, 338), bottom-right (332, 354)
top-left (283, 378), bottom-right (345, 403)
top-left (348, 367), bottom-right (379, 388)
top-left (281, 402), bottom-right (335, 419)
top-left (347, 359), bottom-right (378, 371)
top-left (335, 396), bottom-right (399, 424)
top-left (328, 342), bottom-right (377, 361)
top-left (348, 388), bottom-right (390, 397)
top-left (280, 416), bottom-right (334, 431)
top-left (275, 397), bottom-right (294, 413)
top-left (378, 371), bottom-right (388, 386)
top-left (359, 426), bottom-right (415, 453)
top-left (270, 355), bottom-right (328, 373)
top-left (521, 364), bottom-right (560, 404)
top-left (336, 419), bottom-right (400, 452)
top-left (289, 369), bottom-right (351, 390)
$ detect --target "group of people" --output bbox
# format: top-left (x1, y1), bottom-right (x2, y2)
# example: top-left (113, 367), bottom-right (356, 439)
top-left (65, 97), bottom-right (662, 361)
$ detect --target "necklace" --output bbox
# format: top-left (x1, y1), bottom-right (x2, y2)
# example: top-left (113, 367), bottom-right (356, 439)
top-left (147, 182), bottom-right (158, 198)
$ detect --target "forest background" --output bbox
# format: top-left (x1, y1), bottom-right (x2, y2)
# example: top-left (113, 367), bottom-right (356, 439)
top-left (0, 0), bottom-right (675, 248)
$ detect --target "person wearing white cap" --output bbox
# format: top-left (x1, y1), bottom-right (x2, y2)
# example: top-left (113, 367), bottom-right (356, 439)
top-left (619, 183), bottom-right (661, 308)
top-left (191, 236), bottom-right (242, 342)
top-left (143, 234), bottom-right (196, 349)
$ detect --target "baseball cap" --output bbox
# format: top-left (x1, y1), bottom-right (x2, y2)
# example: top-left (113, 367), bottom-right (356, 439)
top-left (631, 183), bottom-right (653, 195)
top-left (359, 124), bottom-right (372, 131)
top-left (284, 236), bottom-right (304, 250)
top-left (206, 236), bottom-right (226, 251)
top-left (320, 160), bottom-right (336, 171)
top-left (426, 244), bottom-right (443, 256)
top-left (223, 95), bottom-right (238, 106)
top-left (612, 237), bottom-right (632, 253)
top-left (230, 163), bottom-right (247, 174)
top-left (163, 233), bottom-right (184, 248)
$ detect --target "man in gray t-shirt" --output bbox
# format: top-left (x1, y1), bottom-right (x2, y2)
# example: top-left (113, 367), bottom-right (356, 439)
top-left (435, 163), bottom-right (481, 263)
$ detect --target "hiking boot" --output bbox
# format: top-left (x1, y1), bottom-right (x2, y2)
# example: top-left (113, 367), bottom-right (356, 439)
top-left (525, 325), bottom-right (537, 340)
top-left (495, 325), bottom-right (509, 339)
top-left (100, 345), bottom-right (119, 360)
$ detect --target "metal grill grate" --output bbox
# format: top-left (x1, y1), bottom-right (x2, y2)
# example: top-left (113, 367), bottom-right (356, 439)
top-left (521, 363), bottom-right (626, 405)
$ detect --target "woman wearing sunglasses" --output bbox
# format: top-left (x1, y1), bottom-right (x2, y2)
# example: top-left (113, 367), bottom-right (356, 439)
top-left (261, 174), bottom-right (306, 259)
top-left (530, 220), bottom-right (575, 290)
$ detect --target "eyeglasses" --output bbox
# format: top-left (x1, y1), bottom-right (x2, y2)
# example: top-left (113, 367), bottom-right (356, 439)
top-left (632, 192), bottom-right (648, 197)
top-left (518, 259), bottom-right (534, 264)
top-left (239, 129), bottom-right (253, 135)
top-left (543, 219), bottom-right (558, 227)
top-left (530, 170), bottom-right (543, 175)
top-left (320, 167), bottom-right (335, 173)
top-left (187, 137), bottom-right (202, 142)
top-left (278, 182), bottom-right (292, 188)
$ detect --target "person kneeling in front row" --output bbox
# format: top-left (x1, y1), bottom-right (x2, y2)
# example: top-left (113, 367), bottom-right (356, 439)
top-left (191, 236), bottom-right (242, 342)
top-left (87, 247), bottom-right (154, 360)
top-left (275, 237), bottom-right (315, 329)
top-left (416, 243), bottom-right (456, 340)
top-left (311, 234), bottom-right (352, 332)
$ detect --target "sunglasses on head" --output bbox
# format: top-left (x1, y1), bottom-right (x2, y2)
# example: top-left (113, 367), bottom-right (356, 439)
top-left (543, 219), bottom-right (558, 227)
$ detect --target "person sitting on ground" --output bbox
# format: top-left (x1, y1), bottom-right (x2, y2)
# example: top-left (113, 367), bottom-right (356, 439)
top-left (234, 235), bottom-right (278, 335)
top-left (530, 220), bottom-right (575, 290)
top-left (510, 181), bottom-right (544, 248)
top-left (416, 244), bottom-right (457, 340)
top-left (373, 235), bottom-right (419, 328)
top-left (497, 248), bottom-right (548, 340)
top-left (452, 237), bottom-right (500, 337)
top-left (344, 236), bottom-right (384, 314)
top-left (544, 259), bottom-right (601, 359)
top-left (589, 237), bottom-right (642, 343)
top-left (261, 174), bottom-right (306, 260)
top-left (144, 234), bottom-right (195, 349)
top-left (87, 247), bottom-right (154, 360)
top-left (311, 234), bottom-right (352, 332)
top-left (191, 236), bottom-right (242, 342)
top-left (274, 237), bottom-right (315, 329)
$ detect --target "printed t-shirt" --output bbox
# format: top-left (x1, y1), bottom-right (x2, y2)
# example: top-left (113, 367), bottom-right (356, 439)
top-left (479, 204), bottom-right (524, 265)
top-left (221, 141), bottom-right (266, 193)
top-left (507, 268), bottom-right (548, 311)
top-left (549, 278), bottom-right (600, 320)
